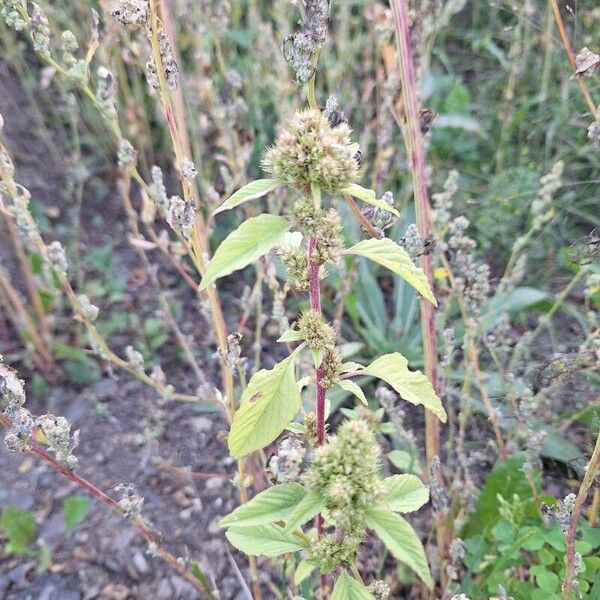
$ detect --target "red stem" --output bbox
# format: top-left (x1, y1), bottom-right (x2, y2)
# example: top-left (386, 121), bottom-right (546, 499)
top-left (308, 237), bottom-right (325, 447)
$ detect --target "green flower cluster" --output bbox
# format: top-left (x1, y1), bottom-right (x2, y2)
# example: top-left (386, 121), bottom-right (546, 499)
top-left (263, 109), bottom-right (360, 193)
top-left (298, 309), bottom-right (335, 350)
top-left (292, 198), bottom-right (344, 265)
top-left (305, 419), bottom-right (385, 535)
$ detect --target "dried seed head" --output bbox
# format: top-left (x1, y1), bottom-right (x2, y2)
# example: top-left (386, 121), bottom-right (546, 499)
top-left (588, 120), bottom-right (600, 149)
top-left (46, 241), bottom-right (68, 276)
top-left (114, 483), bottom-right (145, 516)
top-left (125, 346), bottom-right (145, 372)
top-left (0, 1), bottom-right (28, 31)
top-left (574, 47), bottom-right (600, 77)
top-left (180, 158), bottom-right (197, 182)
top-left (76, 294), bottom-right (99, 322)
top-left (111, 0), bottom-right (148, 27)
top-left (368, 580), bottom-right (391, 600)
top-left (37, 414), bottom-right (79, 469)
top-left (30, 3), bottom-right (51, 58)
top-left (0, 360), bottom-right (26, 411)
top-left (263, 109), bottom-right (360, 193)
top-left (97, 67), bottom-right (117, 119)
top-left (149, 165), bottom-right (169, 214)
top-left (284, 0), bottom-right (330, 83)
top-left (117, 139), bottom-right (137, 169)
top-left (166, 195), bottom-right (194, 241)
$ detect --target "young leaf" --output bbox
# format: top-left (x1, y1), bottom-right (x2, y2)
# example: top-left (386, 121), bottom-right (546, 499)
top-left (0, 506), bottom-right (37, 556)
top-left (362, 353), bottom-right (446, 422)
top-left (381, 475), bottom-right (429, 513)
top-left (200, 215), bottom-right (290, 290)
top-left (336, 379), bottom-right (368, 405)
top-left (331, 571), bottom-right (376, 599)
top-left (341, 184), bottom-right (400, 217)
top-left (310, 347), bottom-right (324, 368)
top-left (294, 559), bottom-right (316, 586)
top-left (387, 449), bottom-right (422, 475)
top-left (283, 491), bottom-right (324, 533)
top-left (63, 496), bottom-right (91, 532)
top-left (213, 179), bottom-right (280, 215)
top-left (277, 329), bottom-right (304, 343)
top-left (365, 508), bottom-right (433, 589)
top-left (219, 483), bottom-right (307, 528)
top-left (345, 238), bottom-right (436, 305)
top-left (225, 524), bottom-right (306, 557)
top-left (228, 353), bottom-right (302, 457)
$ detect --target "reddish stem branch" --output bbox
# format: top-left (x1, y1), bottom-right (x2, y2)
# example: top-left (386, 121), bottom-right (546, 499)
top-left (308, 237), bottom-right (325, 447)
top-left (0, 413), bottom-right (213, 598)
top-left (389, 0), bottom-right (440, 465)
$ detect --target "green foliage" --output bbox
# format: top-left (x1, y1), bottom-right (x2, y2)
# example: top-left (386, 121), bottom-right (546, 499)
top-left (228, 352), bottom-right (302, 458)
top-left (331, 571), bottom-right (375, 599)
top-left (345, 238), bottom-right (437, 305)
top-left (0, 506), bottom-right (37, 556)
top-left (212, 179), bottom-right (280, 214)
top-left (360, 353), bottom-right (446, 422)
top-left (200, 214), bottom-right (291, 290)
top-left (219, 483), bottom-right (308, 528)
top-left (364, 508), bottom-right (433, 589)
top-left (341, 184), bottom-right (400, 217)
top-left (63, 495), bottom-right (91, 532)
top-left (225, 524), bottom-right (307, 557)
top-left (381, 474), bottom-right (429, 513)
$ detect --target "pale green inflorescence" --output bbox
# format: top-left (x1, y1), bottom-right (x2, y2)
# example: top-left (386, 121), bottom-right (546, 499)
top-left (297, 309), bottom-right (336, 350)
top-left (306, 419), bottom-right (384, 522)
top-left (304, 418), bottom-right (386, 569)
top-left (263, 109), bottom-right (360, 194)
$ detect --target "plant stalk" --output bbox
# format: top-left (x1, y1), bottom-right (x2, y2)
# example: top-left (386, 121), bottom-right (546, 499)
top-left (0, 412), bottom-right (214, 599)
top-left (563, 428), bottom-right (600, 599)
top-left (389, 0), bottom-right (440, 465)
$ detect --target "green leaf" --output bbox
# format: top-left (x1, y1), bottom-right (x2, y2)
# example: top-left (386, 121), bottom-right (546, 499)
top-left (213, 179), bottom-right (280, 214)
top-left (341, 184), bottom-right (401, 217)
top-left (365, 508), bottom-right (433, 589)
top-left (63, 496), bottom-right (90, 532)
top-left (278, 329), bottom-right (304, 343)
top-left (310, 347), bottom-right (324, 368)
top-left (535, 570), bottom-right (559, 593)
top-left (331, 571), bottom-right (376, 599)
top-left (219, 483), bottom-right (307, 528)
top-left (0, 507), bottom-right (37, 556)
top-left (345, 238), bottom-right (436, 305)
top-left (190, 561), bottom-right (214, 599)
top-left (463, 454), bottom-right (540, 538)
top-left (294, 559), bottom-right (316, 586)
top-left (283, 491), bottom-right (324, 533)
top-left (381, 475), bottom-right (429, 513)
top-left (200, 215), bottom-right (290, 290)
top-left (225, 524), bottom-right (306, 557)
top-left (362, 353), bottom-right (446, 422)
top-left (228, 353), bottom-right (302, 457)
top-left (336, 379), bottom-right (367, 405)
top-left (387, 449), bottom-right (422, 475)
